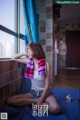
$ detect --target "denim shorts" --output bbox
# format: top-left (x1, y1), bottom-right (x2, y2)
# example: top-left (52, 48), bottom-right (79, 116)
top-left (28, 90), bottom-right (43, 98)
top-left (28, 88), bottom-right (52, 98)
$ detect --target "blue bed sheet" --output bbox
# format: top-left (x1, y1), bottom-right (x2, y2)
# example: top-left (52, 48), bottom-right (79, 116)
top-left (1, 78), bottom-right (79, 120)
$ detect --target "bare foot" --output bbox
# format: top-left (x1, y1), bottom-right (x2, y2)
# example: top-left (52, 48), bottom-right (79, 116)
top-left (66, 95), bottom-right (71, 102)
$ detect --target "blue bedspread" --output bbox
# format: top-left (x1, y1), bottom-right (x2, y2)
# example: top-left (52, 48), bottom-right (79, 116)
top-left (1, 78), bottom-right (80, 120)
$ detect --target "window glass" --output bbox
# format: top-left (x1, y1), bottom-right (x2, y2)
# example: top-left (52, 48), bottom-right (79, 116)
top-left (20, 0), bottom-right (25, 34)
top-left (0, 31), bottom-right (16, 58)
top-left (20, 39), bottom-right (26, 53)
top-left (20, 0), bottom-right (25, 53)
top-left (0, 0), bottom-right (16, 31)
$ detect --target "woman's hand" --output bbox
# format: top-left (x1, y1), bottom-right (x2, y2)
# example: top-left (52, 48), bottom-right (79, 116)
top-left (36, 97), bottom-right (44, 105)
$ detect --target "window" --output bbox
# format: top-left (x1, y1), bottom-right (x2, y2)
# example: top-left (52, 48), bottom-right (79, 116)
top-left (0, 0), bottom-right (25, 58)
top-left (0, 0), bottom-right (16, 32)
top-left (20, 0), bottom-right (25, 53)
top-left (0, 31), bottom-right (16, 58)
top-left (0, 0), bottom-right (17, 58)
top-left (20, 39), bottom-right (26, 53)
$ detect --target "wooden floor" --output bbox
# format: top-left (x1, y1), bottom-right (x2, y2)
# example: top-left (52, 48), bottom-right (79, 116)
top-left (53, 69), bottom-right (80, 90)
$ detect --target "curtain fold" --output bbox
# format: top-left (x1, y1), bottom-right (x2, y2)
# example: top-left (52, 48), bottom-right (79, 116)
top-left (22, 0), bottom-right (39, 45)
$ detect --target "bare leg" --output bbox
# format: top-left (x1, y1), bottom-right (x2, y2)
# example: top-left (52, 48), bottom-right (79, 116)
top-left (45, 95), bottom-right (61, 114)
top-left (7, 93), bottom-right (38, 106)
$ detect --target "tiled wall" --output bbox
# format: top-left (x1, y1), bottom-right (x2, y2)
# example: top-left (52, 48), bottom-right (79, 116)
top-left (35, 0), bottom-right (54, 84)
top-left (0, 60), bottom-right (24, 110)
top-left (54, 23), bottom-right (80, 69)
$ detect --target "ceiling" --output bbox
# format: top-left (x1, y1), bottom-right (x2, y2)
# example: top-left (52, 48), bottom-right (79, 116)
top-left (55, 4), bottom-right (80, 23)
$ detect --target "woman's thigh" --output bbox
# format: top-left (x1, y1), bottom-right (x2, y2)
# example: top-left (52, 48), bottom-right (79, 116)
top-left (8, 93), bottom-right (33, 100)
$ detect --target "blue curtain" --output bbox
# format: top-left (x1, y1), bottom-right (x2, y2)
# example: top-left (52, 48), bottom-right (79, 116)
top-left (22, 0), bottom-right (39, 45)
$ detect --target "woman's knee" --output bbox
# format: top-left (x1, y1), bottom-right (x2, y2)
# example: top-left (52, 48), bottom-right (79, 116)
top-left (45, 96), bottom-right (61, 114)
top-left (48, 103), bottom-right (61, 114)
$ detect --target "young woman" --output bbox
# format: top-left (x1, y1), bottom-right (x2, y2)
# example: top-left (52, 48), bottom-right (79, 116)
top-left (7, 42), bottom-right (61, 114)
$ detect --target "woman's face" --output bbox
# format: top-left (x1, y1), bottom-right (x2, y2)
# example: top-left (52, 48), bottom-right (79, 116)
top-left (26, 47), bottom-right (33, 59)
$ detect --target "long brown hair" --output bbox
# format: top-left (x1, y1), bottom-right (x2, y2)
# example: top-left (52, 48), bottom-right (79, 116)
top-left (26, 42), bottom-right (45, 59)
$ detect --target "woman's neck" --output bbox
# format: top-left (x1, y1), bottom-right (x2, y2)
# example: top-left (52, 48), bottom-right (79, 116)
top-left (33, 58), bottom-right (38, 63)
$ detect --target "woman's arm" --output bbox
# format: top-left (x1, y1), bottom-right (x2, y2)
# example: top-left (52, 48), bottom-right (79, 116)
top-left (36, 61), bottom-right (50, 105)
top-left (12, 53), bottom-right (28, 64)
